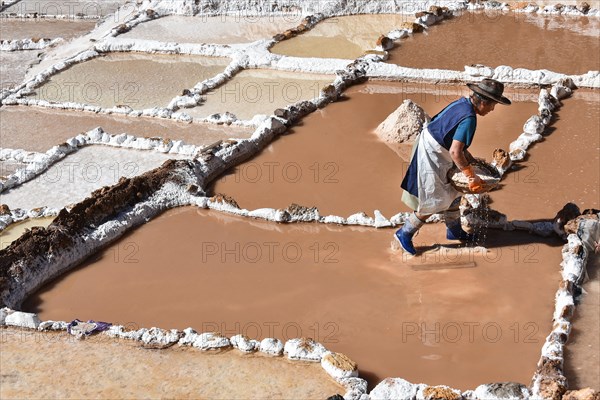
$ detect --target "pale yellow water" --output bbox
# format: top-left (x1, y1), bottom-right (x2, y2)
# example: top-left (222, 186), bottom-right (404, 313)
top-left (25, 53), bottom-right (230, 109)
top-left (0, 217), bottom-right (55, 250)
top-left (186, 69), bottom-right (333, 120)
top-left (271, 14), bottom-right (414, 59)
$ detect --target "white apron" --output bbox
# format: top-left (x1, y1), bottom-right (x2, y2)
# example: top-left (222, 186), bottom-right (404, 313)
top-left (415, 125), bottom-right (461, 214)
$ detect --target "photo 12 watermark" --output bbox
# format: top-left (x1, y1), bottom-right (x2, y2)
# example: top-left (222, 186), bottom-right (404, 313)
top-left (401, 321), bottom-right (540, 345)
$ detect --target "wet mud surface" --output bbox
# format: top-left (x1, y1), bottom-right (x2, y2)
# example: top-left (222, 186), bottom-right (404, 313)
top-left (564, 255), bottom-right (600, 390)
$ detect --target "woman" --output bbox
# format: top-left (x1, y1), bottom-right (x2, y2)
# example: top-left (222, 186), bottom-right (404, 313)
top-left (396, 79), bottom-right (511, 255)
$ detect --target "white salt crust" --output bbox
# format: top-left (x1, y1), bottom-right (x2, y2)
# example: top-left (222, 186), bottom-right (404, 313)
top-left (0, 206), bottom-right (59, 232)
top-left (0, 38), bottom-right (63, 51)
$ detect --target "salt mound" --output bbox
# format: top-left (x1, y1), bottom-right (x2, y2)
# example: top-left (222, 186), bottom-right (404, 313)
top-left (374, 99), bottom-right (429, 144)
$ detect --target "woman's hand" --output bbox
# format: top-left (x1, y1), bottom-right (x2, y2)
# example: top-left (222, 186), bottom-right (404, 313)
top-left (468, 174), bottom-right (484, 193)
top-left (461, 165), bottom-right (485, 193)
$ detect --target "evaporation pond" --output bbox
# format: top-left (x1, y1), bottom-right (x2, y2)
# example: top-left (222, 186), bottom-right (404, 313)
top-left (271, 14), bottom-right (414, 59)
top-left (0, 106), bottom-right (253, 153)
top-left (388, 11), bottom-right (600, 74)
top-left (0, 146), bottom-right (186, 210)
top-left (0, 19), bottom-right (96, 41)
top-left (121, 15), bottom-right (304, 44)
top-left (24, 206), bottom-right (562, 390)
top-left (25, 53), bottom-right (230, 109)
top-left (212, 81), bottom-right (538, 218)
top-left (185, 69), bottom-right (332, 121)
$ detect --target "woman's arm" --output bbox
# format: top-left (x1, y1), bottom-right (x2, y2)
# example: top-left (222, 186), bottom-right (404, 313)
top-left (449, 140), bottom-right (483, 191)
top-left (449, 140), bottom-right (470, 169)
top-left (463, 149), bottom-right (477, 164)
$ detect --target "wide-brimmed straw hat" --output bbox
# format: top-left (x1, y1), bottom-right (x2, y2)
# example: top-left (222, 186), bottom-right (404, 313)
top-left (467, 79), bottom-right (511, 105)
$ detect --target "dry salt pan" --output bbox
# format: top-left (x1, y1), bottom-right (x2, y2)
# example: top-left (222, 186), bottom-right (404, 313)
top-left (1, 0), bottom-right (128, 18)
top-left (0, 146), bottom-right (188, 210)
top-left (0, 51), bottom-right (42, 91)
top-left (121, 15), bottom-right (305, 44)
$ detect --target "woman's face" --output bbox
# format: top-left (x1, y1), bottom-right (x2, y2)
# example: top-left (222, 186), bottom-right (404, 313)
top-left (475, 99), bottom-right (496, 116)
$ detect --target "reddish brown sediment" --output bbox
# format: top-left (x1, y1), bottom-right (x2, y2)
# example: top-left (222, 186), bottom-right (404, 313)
top-left (0, 106), bottom-right (252, 152)
top-left (387, 12), bottom-right (600, 74)
top-left (482, 90), bottom-right (600, 221)
top-left (24, 206), bottom-right (561, 390)
top-left (0, 19), bottom-right (97, 41)
top-left (212, 81), bottom-right (538, 218)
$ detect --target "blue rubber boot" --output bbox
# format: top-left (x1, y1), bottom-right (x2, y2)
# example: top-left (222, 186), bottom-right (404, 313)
top-left (395, 213), bottom-right (424, 255)
top-left (445, 211), bottom-right (474, 241)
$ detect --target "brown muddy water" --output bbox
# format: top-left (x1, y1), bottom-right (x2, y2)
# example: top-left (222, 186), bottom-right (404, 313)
top-left (25, 53), bottom-right (230, 109)
top-left (121, 15), bottom-right (304, 44)
top-left (24, 206), bottom-right (561, 390)
top-left (212, 81), bottom-right (538, 218)
top-left (484, 89), bottom-right (600, 221)
top-left (0, 217), bottom-right (55, 250)
top-left (186, 69), bottom-right (333, 121)
top-left (388, 12), bottom-right (600, 74)
top-left (271, 14), bottom-right (414, 59)
top-left (0, 106), bottom-right (253, 152)
top-left (0, 19), bottom-right (96, 41)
